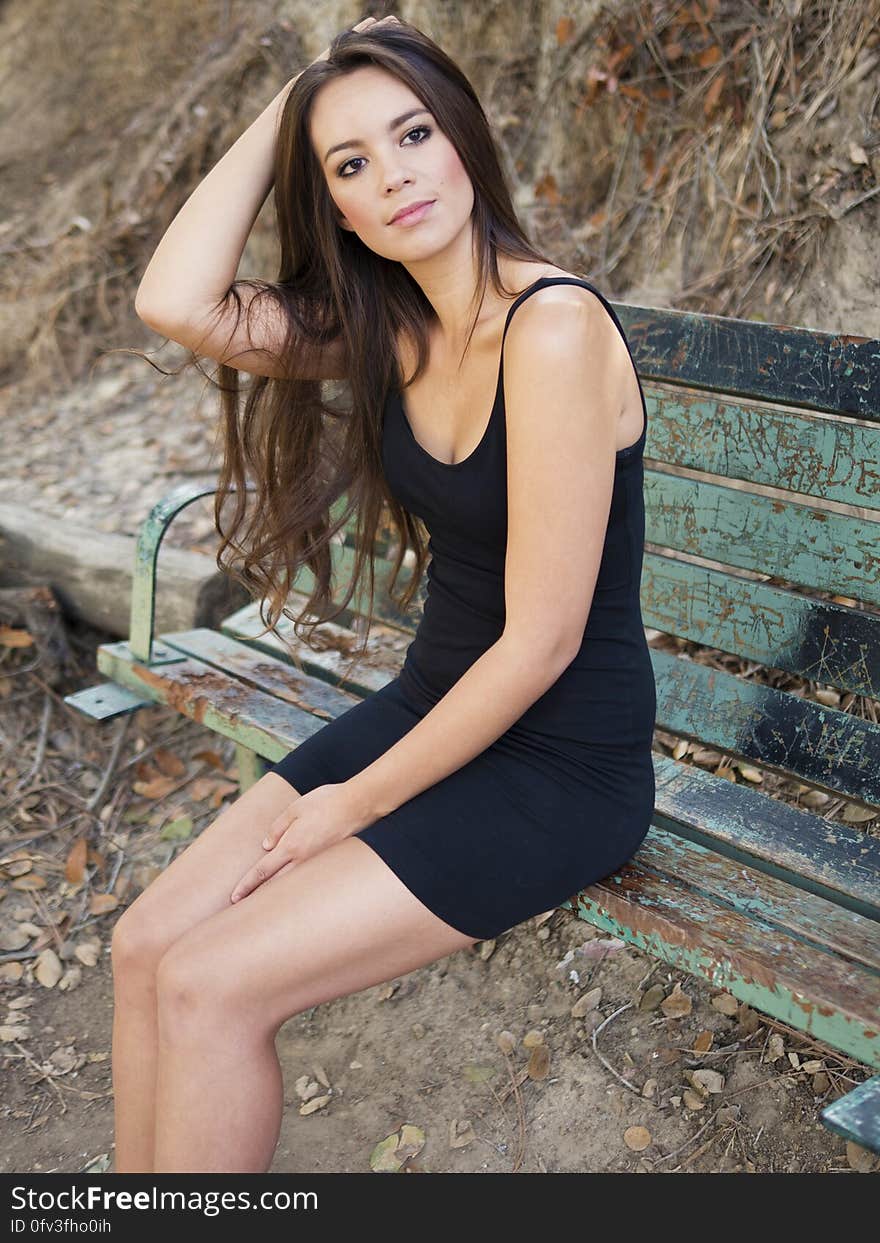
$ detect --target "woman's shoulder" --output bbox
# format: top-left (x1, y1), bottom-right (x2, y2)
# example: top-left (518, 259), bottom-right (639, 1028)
top-left (503, 268), bottom-right (611, 337)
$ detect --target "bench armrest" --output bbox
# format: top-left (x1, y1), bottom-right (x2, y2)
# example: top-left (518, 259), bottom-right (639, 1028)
top-left (129, 481), bottom-right (255, 662)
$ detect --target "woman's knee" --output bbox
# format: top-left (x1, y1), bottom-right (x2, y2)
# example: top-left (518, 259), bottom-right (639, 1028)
top-left (154, 939), bottom-right (255, 1038)
top-left (111, 897), bottom-right (174, 980)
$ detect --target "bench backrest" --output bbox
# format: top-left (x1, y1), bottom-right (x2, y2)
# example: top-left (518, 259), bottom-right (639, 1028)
top-left (309, 305), bottom-right (880, 812)
top-left (621, 305), bottom-right (880, 812)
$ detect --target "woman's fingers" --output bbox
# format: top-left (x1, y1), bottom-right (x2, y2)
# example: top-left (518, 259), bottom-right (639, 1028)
top-left (230, 843), bottom-right (291, 903)
top-left (262, 801), bottom-right (298, 850)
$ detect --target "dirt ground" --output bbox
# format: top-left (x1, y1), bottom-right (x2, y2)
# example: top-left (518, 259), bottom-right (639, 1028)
top-left (1, 801), bottom-right (877, 1175)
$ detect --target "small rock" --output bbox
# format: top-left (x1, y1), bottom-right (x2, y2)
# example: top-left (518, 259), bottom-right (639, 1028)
top-left (496, 1030), bottom-right (516, 1055)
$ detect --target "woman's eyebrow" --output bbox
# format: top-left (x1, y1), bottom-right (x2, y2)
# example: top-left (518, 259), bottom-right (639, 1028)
top-left (324, 109), bottom-right (431, 163)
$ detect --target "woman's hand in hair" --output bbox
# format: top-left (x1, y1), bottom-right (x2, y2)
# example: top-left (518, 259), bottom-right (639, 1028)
top-left (313, 14), bottom-right (401, 63)
top-left (228, 782), bottom-right (374, 903)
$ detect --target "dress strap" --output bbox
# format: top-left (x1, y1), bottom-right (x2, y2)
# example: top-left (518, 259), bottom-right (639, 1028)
top-left (498, 276), bottom-right (648, 457)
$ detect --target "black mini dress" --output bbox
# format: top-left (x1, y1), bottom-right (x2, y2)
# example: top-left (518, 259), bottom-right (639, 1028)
top-left (267, 276), bottom-right (657, 941)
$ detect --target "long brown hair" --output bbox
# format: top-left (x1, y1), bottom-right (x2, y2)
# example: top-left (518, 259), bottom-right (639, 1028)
top-left (161, 21), bottom-right (557, 674)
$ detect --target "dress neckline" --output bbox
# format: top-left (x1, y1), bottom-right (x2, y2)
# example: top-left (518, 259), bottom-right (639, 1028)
top-left (393, 275), bottom-right (647, 469)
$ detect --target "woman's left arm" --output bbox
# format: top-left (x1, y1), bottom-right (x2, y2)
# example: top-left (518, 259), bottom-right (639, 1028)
top-left (347, 290), bottom-right (634, 825)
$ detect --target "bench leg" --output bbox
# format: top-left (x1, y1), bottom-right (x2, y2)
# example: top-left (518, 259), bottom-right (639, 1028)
top-left (235, 744), bottom-right (268, 793)
top-left (819, 1073), bottom-right (880, 1155)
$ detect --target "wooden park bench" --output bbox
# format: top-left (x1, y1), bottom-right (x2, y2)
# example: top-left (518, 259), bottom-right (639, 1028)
top-left (66, 300), bottom-right (880, 1157)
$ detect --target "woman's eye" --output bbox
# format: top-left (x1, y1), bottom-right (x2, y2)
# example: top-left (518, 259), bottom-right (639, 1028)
top-left (337, 125), bottom-right (432, 178)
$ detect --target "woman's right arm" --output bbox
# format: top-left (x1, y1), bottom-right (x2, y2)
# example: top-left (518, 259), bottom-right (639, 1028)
top-left (134, 66), bottom-right (347, 379)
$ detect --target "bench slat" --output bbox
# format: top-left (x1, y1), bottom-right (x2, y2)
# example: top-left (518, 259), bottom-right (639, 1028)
top-left (639, 826), bottom-right (880, 974)
top-left (640, 387), bottom-right (880, 509)
top-left (96, 641), bottom-right (362, 762)
top-left (645, 468), bottom-right (880, 608)
top-left (156, 628), bottom-right (383, 716)
top-left (653, 755), bottom-right (880, 921)
top-left (653, 649), bottom-right (880, 806)
top-left (615, 304), bottom-right (880, 419)
top-left (575, 854), bottom-right (880, 1069)
top-left (641, 554), bottom-right (880, 698)
top-left (178, 621), bottom-right (405, 701)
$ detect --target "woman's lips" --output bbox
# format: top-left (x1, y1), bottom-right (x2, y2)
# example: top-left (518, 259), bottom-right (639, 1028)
top-left (389, 200), bottom-right (436, 226)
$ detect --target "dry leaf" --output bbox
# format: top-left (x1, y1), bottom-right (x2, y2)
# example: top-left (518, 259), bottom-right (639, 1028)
top-left (572, 986), bottom-right (602, 1017)
top-left (5, 860), bottom-right (33, 878)
top-left (579, 937), bottom-right (625, 959)
top-left (89, 893), bottom-right (119, 916)
top-left (209, 780), bottom-right (239, 808)
top-left (35, 948), bottom-right (63, 988)
top-left (841, 803), bottom-right (877, 824)
top-left (711, 992), bottom-right (739, 1016)
top-left (74, 939), bottom-right (101, 967)
top-left (189, 776), bottom-right (220, 802)
top-left (1, 1024), bottom-right (32, 1041)
top-left (527, 1043), bottom-right (550, 1080)
top-left (556, 15), bottom-right (575, 45)
top-left (623, 1125), bottom-right (651, 1151)
top-left (159, 816), bottom-right (193, 842)
top-left (58, 966), bottom-right (82, 992)
top-left (0, 626), bottom-right (35, 648)
top-left (0, 926), bottom-right (31, 952)
top-left (369, 1124), bottom-right (425, 1172)
top-left (638, 983), bottom-right (665, 1011)
top-left (299, 1094), bottom-right (332, 1116)
top-left (192, 749), bottom-right (225, 769)
top-left (448, 1119), bottom-right (475, 1149)
top-left (132, 775), bottom-right (177, 800)
top-left (660, 982), bottom-right (692, 1018)
top-left (294, 1075), bottom-right (322, 1101)
top-left (153, 748), bottom-right (186, 778)
top-left (462, 1064), bottom-right (496, 1084)
top-left (691, 1068), bottom-right (725, 1095)
top-left (11, 875), bottom-right (47, 891)
top-left (65, 838), bottom-right (87, 885)
top-left (845, 1140), bottom-right (876, 1172)
top-left (47, 1046), bottom-right (83, 1074)
top-left (766, 1033), bottom-right (785, 1062)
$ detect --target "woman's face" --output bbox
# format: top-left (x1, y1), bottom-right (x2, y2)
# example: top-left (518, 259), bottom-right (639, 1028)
top-left (309, 65), bottom-right (474, 261)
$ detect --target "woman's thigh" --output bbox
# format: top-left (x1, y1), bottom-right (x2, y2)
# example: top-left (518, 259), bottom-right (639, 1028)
top-left (156, 834), bottom-right (478, 1037)
top-left (112, 771), bottom-right (301, 968)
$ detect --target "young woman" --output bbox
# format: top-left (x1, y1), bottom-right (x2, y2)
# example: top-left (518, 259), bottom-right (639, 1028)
top-left (117, 15), bottom-right (656, 1173)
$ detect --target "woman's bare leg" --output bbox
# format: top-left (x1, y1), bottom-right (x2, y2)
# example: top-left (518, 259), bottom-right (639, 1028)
top-left (109, 772), bottom-right (304, 1172)
top-left (151, 834), bottom-right (477, 1173)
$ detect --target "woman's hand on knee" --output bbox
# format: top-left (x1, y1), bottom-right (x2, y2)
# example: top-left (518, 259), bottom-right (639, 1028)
top-left (228, 782), bottom-right (370, 903)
